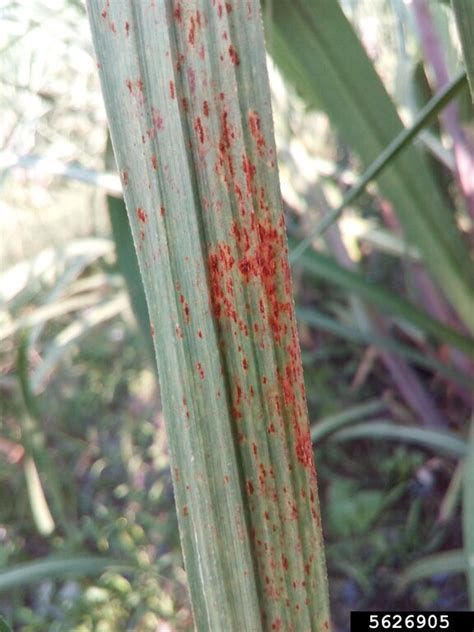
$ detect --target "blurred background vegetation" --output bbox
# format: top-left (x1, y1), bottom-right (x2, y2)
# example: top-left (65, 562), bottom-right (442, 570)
top-left (1, 0), bottom-right (473, 630)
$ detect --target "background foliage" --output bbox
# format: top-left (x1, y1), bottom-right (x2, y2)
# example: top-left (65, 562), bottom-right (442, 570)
top-left (0, 0), bottom-right (473, 630)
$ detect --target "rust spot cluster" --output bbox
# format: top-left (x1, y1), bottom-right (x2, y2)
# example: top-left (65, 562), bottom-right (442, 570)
top-left (179, 293), bottom-right (190, 324)
top-left (228, 44), bottom-right (240, 66)
top-left (200, 91), bottom-right (318, 484)
top-left (195, 362), bottom-right (205, 380)
top-left (248, 110), bottom-right (266, 157)
top-left (194, 116), bottom-right (205, 144)
top-left (216, 2), bottom-right (233, 18)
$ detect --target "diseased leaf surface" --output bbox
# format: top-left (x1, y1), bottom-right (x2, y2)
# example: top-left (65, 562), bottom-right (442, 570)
top-left (87, 2), bottom-right (330, 630)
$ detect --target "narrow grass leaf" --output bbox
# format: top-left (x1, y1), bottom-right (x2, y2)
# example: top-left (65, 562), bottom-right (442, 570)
top-left (438, 463), bottom-right (463, 524)
top-left (311, 400), bottom-right (387, 444)
top-left (107, 194), bottom-right (152, 357)
top-left (0, 557), bottom-right (128, 593)
top-left (398, 549), bottom-right (466, 590)
top-left (333, 422), bottom-right (467, 457)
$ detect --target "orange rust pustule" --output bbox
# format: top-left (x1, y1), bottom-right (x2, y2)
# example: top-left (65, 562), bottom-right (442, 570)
top-left (208, 243), bottom-right (236, 322)
top-left (194, 116), bottom-right (205, 144)
top-left (242, 154), bottom-right (256, 194)
top-left (228, 44), bottom-right (240, 66)
top-left (136, 207), bottom-right (147, 223)
top-left (147, 106), bottom-right (164, 139)
top-left (295, 429), bottom-right (315, 470)
top-left (179, 293), bottom-right (190, 324)
top-left (173, 3), bottom-right (182, 23)
top-left (187, 9), bottom-right (202, 48)
top-left (196, 362), bottom-right (205, 379)
top-left (248, 110), bottom-right (266, 157)
top-left (215, 107), bottom-right (236, 188)
top-left (188, 14), bottom-right (196, 45)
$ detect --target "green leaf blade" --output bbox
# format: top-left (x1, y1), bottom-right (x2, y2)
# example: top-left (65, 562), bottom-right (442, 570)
top-left (0, 557), bottom-right (128, 593)
top-left (87, 2), bottom-right (330, 630)
top-left (399, 549), bottom-right (467, 590)
top-left (332, 421), bottom-right (467, 457)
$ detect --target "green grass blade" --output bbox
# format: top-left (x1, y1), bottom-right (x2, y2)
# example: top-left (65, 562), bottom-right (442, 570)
top-left (463, 420), bottom-right (474, 607)
top-left (265, 1), bottom-right (474, 332)
top-left (0, 557), bottom-right (128, 593)
top-left (290, 71), bottom-right (468, 260)
top-left (87, 2), bottom-right (330, 629)
top-left (107, 194), bottom-right (153, 359)
top-left (292, 244), bottom-right (474, 358)
top-left (438, 463), bottom-right (463, 524)
top-left (333, 422), bottom-right (467, 457)
top-left (398, 549), bottom-right (466, 590)
top-left (452, 1), bottom-right (474, 99)
top-left (311, 400), bottom-right (387, 444)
